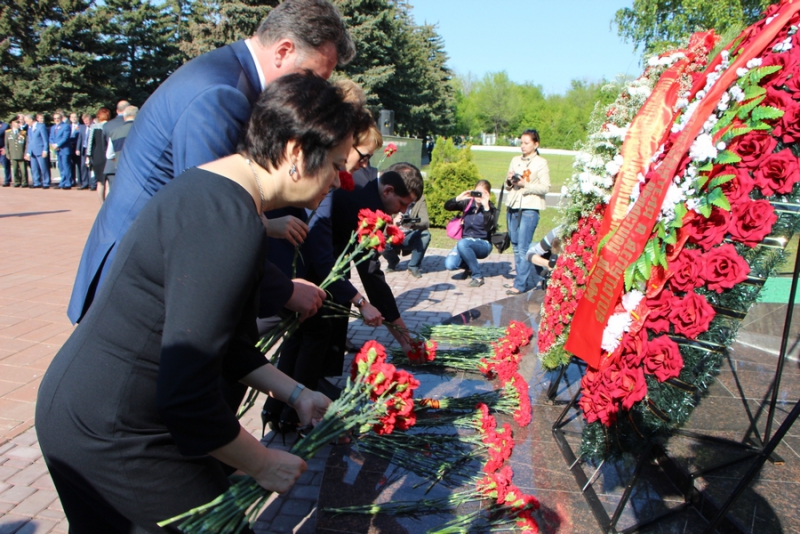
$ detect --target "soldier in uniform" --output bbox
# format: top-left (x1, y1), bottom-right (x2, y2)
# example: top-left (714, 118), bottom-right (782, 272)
top-left (4, 119), bottom-right (28, 187)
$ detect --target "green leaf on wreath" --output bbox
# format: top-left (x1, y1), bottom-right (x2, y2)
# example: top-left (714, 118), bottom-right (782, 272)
top-left (696, 174), bottom-right (711, 190)
top-left (709, 174), bottom-right (735, 189)
top-left (645, 239), bottom-right (657, 265)
top-left (715, 150), bottom-right (742, 165)
top-left (671, 203), bottom-right (687, 228)
top-left (713, 109), bottom-right (737, 133)
top-left (698, 199), bottom-right (713, 218)
top-left (745, 65), bottom-right (782, 86)
top-left (664, 228), bottom-right (678, 245)
top-left (596, 227), bottom-right (618, 254)
top-left (709, 188), bottom-right (732, 211)
top-left (743, 85), bottom-right (767, 100)
top-left (697, 161), bottom-right (714, 173)
top-left (751, 105), bottom-right (785, 122)
top-left (721, 126), bottom-right (754, 143)
top-left (747, 119), bottom-right (773, 130)
top-left (737, 95), bottom-right (765, 119)
top-left (624, 263), bottom-right (636, 291)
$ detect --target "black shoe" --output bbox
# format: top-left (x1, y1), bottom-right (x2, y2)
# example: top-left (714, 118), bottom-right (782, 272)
top-left (13, 184), bottom-right (20, 188)
top-left (261, 409), bottom-right (281, 438)
top-left (78, 186), bottom-right (88, 190)
top-left (408, 267), bottom-right (422, 278)
top-left (89, 187), bottom-right (97, 191)
top-left (2, 184), bottom-right (9, 187)
top-left (468, 278), bottom-right (485, 288)
top-left (455, 269), bottom-right (471, 280)
top-left (385, 263), bottom-right (399, 273)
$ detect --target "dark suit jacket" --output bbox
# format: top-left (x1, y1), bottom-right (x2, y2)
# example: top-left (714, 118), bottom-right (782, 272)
top-left (68, 40), bottom-right (293, 323)
top-left (302, 180), bottom-right (401, 322)
top-left (76, 124), bottom-right (91, 154)
top-left (49, 123), bottom-right (70, 151)
top-left (68, 123), bottom-right (81, 151)
top-left (0, 122), bottom-right (8, 152)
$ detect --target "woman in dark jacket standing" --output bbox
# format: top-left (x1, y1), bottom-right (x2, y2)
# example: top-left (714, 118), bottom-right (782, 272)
top-left (444, 179), bottom-right (497, 287)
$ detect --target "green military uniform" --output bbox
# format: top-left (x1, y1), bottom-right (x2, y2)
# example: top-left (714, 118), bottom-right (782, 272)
top-left (4, 127), bottom-right (27, 187)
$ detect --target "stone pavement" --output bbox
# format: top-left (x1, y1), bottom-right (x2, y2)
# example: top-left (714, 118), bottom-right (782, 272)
top-left (0, 187), bottom-right (520, 533)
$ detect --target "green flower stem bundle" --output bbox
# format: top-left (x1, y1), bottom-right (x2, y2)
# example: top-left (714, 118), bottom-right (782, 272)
top-left (159, 341), bottom-right (419, 533)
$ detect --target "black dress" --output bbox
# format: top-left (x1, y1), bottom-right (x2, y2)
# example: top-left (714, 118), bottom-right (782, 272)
top-left (36, 169), bottom-right (269, 533)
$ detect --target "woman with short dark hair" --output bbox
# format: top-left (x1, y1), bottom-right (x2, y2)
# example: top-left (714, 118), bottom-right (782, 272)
top-left (36, 73), bottom-right (357, 533)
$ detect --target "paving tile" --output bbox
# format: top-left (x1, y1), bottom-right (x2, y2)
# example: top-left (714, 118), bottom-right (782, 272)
top-left (5, 462), bottom-right (48, 485)
top-left (10, 489), bottom-right (58, 516)
top-left (9, 431), bottom-right (37, 448)
top-left (0, 516), bottom-right (31, 534)
top-left (0, 485), bottom-right (36, 503)
top-left (14, 519), bottom-right (57, 534)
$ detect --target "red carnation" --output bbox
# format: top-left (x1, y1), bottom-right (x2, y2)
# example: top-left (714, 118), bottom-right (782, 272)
top-left (669, 290), bottom-right (715, 339)
top-left (669, 247), bottom-right (704, 293)
top-left (385, 224), bottom-right (405, 246)
top-left (729, 131), bottom-right (777, 169)
top-left (728, 200), bottom-right (778, 247)
top-left (643, 335), bottom-right (683, 382)
top-left (752, 149), bottom-right (800, 196)
top-left (702, 244), bottom-right (751, 293)
top-left (338, 170), bottom-right (355, 191)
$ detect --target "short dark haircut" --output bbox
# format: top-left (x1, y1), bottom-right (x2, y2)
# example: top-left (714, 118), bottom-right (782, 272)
top-left (239, 72), bottom-right (357, 176)
top-left (256, 0), bottom-right (356, 66)
top-left (383, 162), bottom-right (424, 200)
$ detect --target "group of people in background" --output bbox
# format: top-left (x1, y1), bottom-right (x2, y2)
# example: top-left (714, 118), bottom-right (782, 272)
top-left (0, 100), bottom-right (138, 202)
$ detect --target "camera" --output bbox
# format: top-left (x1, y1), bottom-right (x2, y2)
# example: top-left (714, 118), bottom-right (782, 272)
top-left (400, 216), bottom-right (421, 225)
top-left (511, 173), bottom-right (522, 183)
top-left (469, 191), bottom-right (483, 197)
top-left (548, 254), bottom-right (559, 269)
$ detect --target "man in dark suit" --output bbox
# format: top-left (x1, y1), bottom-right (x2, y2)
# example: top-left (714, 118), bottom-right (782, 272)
top-left (0, 119), bottom-right (9, 186)
top-left (75, 114), bottom-right (94, 190)
top-left (103, 100), bottom-right (129, 139)
top-left (68, 0), bottom-right (355, 323)
top-left (68, 113), bottom-right (82, 185)
top-left (4, 120), bottom-right (27, 187)
top-left (49, 112), bottom-right (73, 189)
top-left (24, 114), bottom-right (50, 188)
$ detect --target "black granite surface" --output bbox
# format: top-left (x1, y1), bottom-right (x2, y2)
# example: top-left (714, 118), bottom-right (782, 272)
top-left (316, 290), bottom-right (800, 533)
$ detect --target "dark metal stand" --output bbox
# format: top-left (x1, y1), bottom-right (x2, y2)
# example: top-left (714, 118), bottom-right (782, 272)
top-left (551, 241), bottom-right (800, 533)
top-left (544, 357), bottom-right (586, 403)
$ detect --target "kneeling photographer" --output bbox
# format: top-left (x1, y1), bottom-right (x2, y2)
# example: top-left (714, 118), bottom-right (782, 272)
top-left (526, 226), bottom-right (562, 290)
top-left (382, 195), bottom-right (431, 277)
top-left (444, 180), bottom-right (497, 287)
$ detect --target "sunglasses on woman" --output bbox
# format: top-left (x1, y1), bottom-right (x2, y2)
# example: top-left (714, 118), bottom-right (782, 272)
top-left (354, 146), bottom-right (372, 163)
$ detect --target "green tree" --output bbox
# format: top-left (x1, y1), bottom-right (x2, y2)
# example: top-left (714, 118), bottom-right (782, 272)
top-left (0, 0), bottom-right (111, 116)
top-left (181, 0), bottom-right (277, 59)
top-left (614, 0), bottom-right (776, 54)
top-left (471, 72), bottom-right (522, 137)
top-left (426, 137), bottom-right (481, 227)
top-left (97, 0), bottom-right (185, 106)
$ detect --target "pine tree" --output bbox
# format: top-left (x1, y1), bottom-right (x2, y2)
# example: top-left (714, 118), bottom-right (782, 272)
top-left (97, 0), bottom-right (184, 106)
top-left (0, 0), bottom-right (110, 116)
top-left (181, 0), bottom-right (278, 59)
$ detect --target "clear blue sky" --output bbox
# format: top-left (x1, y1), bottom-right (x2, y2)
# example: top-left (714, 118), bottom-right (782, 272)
top-left (408, 1), bottom-right (642, 95)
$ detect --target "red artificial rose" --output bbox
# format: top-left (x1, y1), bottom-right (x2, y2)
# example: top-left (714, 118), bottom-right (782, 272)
top-left (728, 199), bottom-right (779, 247)
top-left (579, 370), bottom-right (619, 426)
top-left (684, 207), bottom-right (731, 251)
top-left (702, 244), bottom-right (751, 293)
top-left (645, 289), bottom-right (675, 334)
top-left (774, 94), bottom-right (800, 143)
top-left (729, 131), bottom-right (777, 169)
top-left (761, 51), bottom-right (799, 89)
top-left (669, 247), bottom-right (704, 293)
top-left (710, 165), bottom-right (755, 205)
top-left (643, 335), bottom-right (683, 382)
top-left (762, 86), bottom-right (795, 117)
top-left (669, 290), bottom-right (715, 339)
top-left (617, 328), bottom-right (648, 368)
top-left (606, 363), bottom-right (647, 410)
top-left (753, 149), bottom-right (800, 196)
top-left (785, 68), bottom-right (800, 99)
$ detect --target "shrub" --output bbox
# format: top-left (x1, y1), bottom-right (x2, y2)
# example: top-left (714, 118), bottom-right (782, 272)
top-left (426, 137), bottom-right (482, 227)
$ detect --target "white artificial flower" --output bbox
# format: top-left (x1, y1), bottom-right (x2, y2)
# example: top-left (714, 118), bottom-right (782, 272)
top-left (605, 154), bottom-right (624, 177)
top-left (746, 58), bottom-right (762, 69)
top-left (689, 133), bottom-right (718, 162)
top-left (629, 85), bottom-right (652, 98)
top-left (686, 197), bottom-right (701, 212)
top-left (773, 37), bottom-right (793, 53)
top-left (716, 141), bottom-right (727, 151)
top-left (601, 313), bottom-right (632, 353)
top-left (730, 85), bottom-right (745, 102)
top-left (621, 290), bottom-right (644, 313)
top-left (602, 193), bottom-right (612, 204)
top-left (766, 15), bottom-right (778, 25)
top-left (676, 98), bottom-right (689, 110)
top-left (736, 67), bottom-right (749, 78)
top-left (660, 182), bottom-right (686, 224)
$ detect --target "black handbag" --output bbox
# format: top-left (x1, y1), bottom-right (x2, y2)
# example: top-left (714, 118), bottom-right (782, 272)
top-left (490, 185), bottom-right (511, 253)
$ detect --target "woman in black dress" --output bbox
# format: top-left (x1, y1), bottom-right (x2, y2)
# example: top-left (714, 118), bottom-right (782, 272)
top-left (35, 73), bottom-right (357, 533)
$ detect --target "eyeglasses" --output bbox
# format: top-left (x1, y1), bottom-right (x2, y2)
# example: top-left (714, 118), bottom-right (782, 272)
top-left (354, 146), bottom-right (372, 163)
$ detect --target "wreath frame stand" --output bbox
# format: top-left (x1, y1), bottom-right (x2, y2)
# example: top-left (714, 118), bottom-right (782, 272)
top-left (547, 236), bottom-right (800, 533)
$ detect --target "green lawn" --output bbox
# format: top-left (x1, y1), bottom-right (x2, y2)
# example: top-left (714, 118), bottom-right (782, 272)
top-left (469, 151), bottom-right (575, 191)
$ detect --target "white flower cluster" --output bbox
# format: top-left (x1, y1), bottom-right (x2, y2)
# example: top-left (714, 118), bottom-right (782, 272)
top-left (689, 133), bottom-right (718, 162)
top-left (671, 53), bottom-right (734, 134)
top-left (647, 52), bottom-right (687, 68)
top-left (601, 290), bottom-right (644, 353)
top-left (773, 36), bottom-right (793, 53)
top-left (602, 123), bottom-right (629, 141)
top-left (605, 154), bottom-right (625, 177)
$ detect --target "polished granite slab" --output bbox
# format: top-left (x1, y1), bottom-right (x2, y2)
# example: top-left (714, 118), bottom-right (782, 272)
top-left (316, 288), bottom-right (800, 533)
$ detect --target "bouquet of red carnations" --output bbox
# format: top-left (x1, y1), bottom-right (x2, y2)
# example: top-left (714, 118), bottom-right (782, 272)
top-left (159, 341), bottom-right (418, 533)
